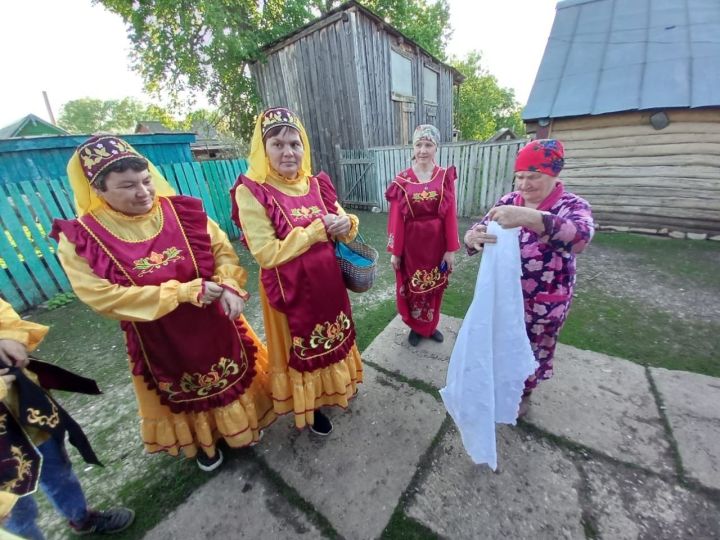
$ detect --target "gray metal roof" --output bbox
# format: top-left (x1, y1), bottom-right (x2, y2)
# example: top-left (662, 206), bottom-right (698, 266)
top-left (523, 0), bottom-right (720, 120)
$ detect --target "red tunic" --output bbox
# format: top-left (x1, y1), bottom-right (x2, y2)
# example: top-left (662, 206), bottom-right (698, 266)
top-left (233, 173), bottom-right (357, 373)
top-left (50, 196), bottom-right (258, 414)
top-left (385, 165), bottom-right (460, 336)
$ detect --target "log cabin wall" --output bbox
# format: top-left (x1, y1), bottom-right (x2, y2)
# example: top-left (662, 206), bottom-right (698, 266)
top-left (526, 109), bottom-right (720, 236)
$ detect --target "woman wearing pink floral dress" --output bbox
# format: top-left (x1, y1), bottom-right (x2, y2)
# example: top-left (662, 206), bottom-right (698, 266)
top-left (464, 139), bottom-right (594, 415)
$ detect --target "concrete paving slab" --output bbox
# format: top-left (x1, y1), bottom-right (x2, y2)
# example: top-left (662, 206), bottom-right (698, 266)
top-left (526, 344), bottom-right (674, 475)
top-left (582, 458), bottom-right (720, 539)
top-left (651, 367), bottom-right (720, 490)
top-left (256, 364), bottom-right (446, 540)
top-left (144, 458), bottom-right (325, 540)
top-left (363, 314), bottom-right (460, 388)
top-left (407, 425), bottom-right (585, 539)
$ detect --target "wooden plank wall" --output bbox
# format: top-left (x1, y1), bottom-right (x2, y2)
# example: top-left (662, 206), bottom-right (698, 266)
top-left (339, 140), bottom-right (523, 218)
top-left (552, 110), bottom-right (720, 234)
top-left (251, 5), bottom-right (456, 186)
top-left (0, 159), bottom-right (248, 312)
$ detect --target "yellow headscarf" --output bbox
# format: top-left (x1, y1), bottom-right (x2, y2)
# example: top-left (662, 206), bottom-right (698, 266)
top-left (245, 107), bottom-right (313, 184)
top-left (67, 135), bottom-right (175, 216)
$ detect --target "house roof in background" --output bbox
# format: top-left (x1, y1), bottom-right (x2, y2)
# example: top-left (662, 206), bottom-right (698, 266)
top-left (135, 121), bottom-right (175, 133)
top-left (0, 114), bottom-right (68, 139)
top-left (523, 0), bottom-right (720, 120)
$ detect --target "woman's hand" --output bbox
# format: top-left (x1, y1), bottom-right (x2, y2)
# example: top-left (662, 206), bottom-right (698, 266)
top-left (199, 281), bottom-right (224, 305)
top-left (390, 254), bottom-right (401, 271)
top-left (442, 251), bottom-right (455, 272)
top-left (0, 367), bottom-right (16, 387)
top-left (218, 289), bottom-right (245, 320)
top-left (323, 214), bottom-right (351, 238)
top-left (0, 339), bottom-right (29, 368)
top-left (487, 206), bottom-right (544, 232)
top-left (464, 225), bottom-right (497, 253)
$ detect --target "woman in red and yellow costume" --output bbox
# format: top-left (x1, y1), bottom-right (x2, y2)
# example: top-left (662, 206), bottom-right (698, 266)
top-left (50, 135), bottom-right (275, 471)
top-left (231, 107), bottom-right (363, 435)
top-left (386, 124), bottom-right (460, 347)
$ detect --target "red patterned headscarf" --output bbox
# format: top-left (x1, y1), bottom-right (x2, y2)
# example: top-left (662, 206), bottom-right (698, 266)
top-left (514, 139), bottom-right (565, 177)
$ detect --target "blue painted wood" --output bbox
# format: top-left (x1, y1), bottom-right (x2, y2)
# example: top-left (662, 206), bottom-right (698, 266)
top-left (0, 186), bottom-right (58, 299)
top-left (0, 197), bottom-right (47, 306)
top-left (9, 184), bottom-right (69, 289)
top-left (0, 133), bottom-right (197, 183)
top-left (49, 179), bottom-right (76, 219)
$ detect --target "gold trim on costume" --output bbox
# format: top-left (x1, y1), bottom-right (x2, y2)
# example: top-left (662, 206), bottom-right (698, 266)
top-left (26, 402), bottom-right (60, 428)
top-left (412, 190), bottom-right (439, 202)
top-left (0, 446), bottom-right (34, 491)
top-left (157, 356), bottom-right (247, 399)
top-left (410, 268), bottom-right (445, 292)
top-left (292, 312), bottom-right (352, 360)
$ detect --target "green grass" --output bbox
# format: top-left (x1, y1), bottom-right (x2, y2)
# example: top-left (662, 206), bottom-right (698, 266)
top-left (591, 232), bottom-right (720, 290)
top-left (561, 288), bottom-right (720, 376)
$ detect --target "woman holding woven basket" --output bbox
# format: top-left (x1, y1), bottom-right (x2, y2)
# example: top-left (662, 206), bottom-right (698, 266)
top-left (231, 107), bottom-right (363, 436)
top-left (386, 124), bottom-right (460, 346)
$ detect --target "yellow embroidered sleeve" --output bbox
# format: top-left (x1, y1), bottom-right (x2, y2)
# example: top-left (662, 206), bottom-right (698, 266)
top-left (332, 202), bottom-right (359, 243)
top-left (234, 184), bottom-right (328, 269)
top-left (207, 219), bottom-right (249, 300)
top-left (0, 299), bottom-right (48, 352)
top-left (56, 233), bottom-right (205, 322)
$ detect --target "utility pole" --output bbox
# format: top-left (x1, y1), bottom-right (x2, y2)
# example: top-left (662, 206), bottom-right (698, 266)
top-left (42, 90), bottom-right (57, 125)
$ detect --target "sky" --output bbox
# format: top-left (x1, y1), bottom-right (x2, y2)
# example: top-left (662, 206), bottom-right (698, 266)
top-left (0, 0), bottom-right (558, 128)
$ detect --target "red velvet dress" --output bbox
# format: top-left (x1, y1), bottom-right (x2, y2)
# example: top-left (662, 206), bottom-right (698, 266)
top-left (385, 166), bottom-right (460, 336)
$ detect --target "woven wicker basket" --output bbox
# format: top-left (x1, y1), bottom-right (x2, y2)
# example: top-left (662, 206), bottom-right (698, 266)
top-left (336, 238), bottom-right (378, 293)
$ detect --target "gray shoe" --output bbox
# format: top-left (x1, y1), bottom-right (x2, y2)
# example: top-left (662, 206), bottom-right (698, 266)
top-left (70, 507), bottom-right (135, 535)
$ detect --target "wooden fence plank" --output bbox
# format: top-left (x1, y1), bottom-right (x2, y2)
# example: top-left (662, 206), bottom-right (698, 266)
top-left (0, 188), bottom-right (57, 300)
top-left (6, 184), bottom-right (69, 289)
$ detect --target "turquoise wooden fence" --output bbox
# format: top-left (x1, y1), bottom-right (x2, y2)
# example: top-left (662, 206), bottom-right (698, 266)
top-left (0, 159), bottom-right (248, 312)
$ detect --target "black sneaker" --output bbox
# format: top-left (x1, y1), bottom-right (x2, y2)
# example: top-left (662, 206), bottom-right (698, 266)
top-left (196, 448), bottom-right (224, 472)
top-left (430, 330), bottom-right (444, 343)
top-left (70, 507), bottom-right (135, 535)
top-left (408, 330), bottom-right (422, 346)
top-left (309, 410), bottom-right (333, 436)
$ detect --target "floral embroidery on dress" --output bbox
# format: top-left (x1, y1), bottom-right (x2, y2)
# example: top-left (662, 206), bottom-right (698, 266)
top-left (0, 446), bottom-right (33, 491)
top-left (133, 247), bottom-right (184, 277)
top-left (412, 190), bottom-right (438, 202)
top-left (293, 312), bottom-right (351, 358)
top-left (290, 205), bottom-right (322, 220)
top-left (159, 357), bottom-right (241, 400)
top-left (387, 233), bottom-right (395, 249)
top-left (410, 268), bottom-right (442, 291)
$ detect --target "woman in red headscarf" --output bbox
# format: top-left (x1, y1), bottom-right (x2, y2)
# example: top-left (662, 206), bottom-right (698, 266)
top-left (50, 136), bottom-right (276, 471)
top-left (385, 124), bottom-right (460, 347)
top-left (231, 108), bottom-right (363, 436)
top-left (464, 139), bottom-right (594, 415)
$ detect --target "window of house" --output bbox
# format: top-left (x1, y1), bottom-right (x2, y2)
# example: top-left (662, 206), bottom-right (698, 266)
top-left (391, 50), bottom-right (413, 97)
top-left (423, 66), bottom-right (439, 103)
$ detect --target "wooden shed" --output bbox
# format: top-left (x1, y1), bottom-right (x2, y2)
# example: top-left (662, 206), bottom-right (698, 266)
top-left (523, 0), bottom-right (720, 236)
top-left (250, 0), bottom-right (463, 188)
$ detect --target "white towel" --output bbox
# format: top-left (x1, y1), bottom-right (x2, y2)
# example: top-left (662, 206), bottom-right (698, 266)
top-left (440, 221), bottom-right (537, 469)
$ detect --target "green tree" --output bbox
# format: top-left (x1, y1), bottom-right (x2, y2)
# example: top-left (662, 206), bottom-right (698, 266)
top-left (451, 51), bottom-right (525, 141)
top-left (58, 97), bottom-right (169, 134)
top-left (95, 0), bottom-right (450, 141)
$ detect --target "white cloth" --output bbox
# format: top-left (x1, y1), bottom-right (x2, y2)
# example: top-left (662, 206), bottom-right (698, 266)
top-left (440, 221), bottom-right (537, 469)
